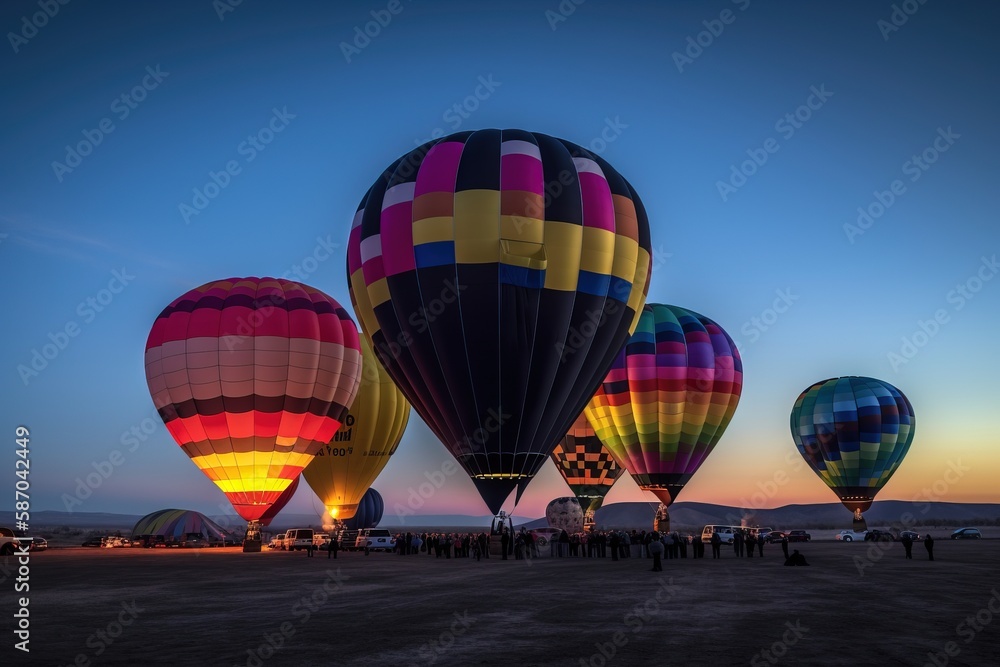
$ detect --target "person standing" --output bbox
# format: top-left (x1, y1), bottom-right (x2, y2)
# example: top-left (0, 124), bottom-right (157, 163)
top-left (757, 533), bottom-right (765, 557)
top-left (327, 534), bottom-right (339, 559)
top-left (610, 531), bottom-right (620, 561)
top-left (649, 532), bottom-right (664, 572)
top-left (734, 531), bottom-right (744, 558)
top-left (780, 534), bottom-right (789, 560)
top-left (901, 534), bottom-right (913, 559)
top-left (746, 532), bottom-right (754, 558)
top-left (711, 532), bottom-right (721, 559)
top-left (500, 528), bottom-right (510, 560)
top-left (924, 533), bottom-right (934, 561)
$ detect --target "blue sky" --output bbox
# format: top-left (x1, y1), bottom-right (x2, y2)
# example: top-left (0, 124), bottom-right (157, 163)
top-left (3, 0), bottom-right (999, 521)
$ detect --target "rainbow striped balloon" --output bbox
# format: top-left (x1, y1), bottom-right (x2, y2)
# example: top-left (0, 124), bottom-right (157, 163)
top-left (585, 304), bottom-right (743, 506)
top-left (348, 129), bottom-right (651, 514)
top-left (144, 277), bottom-right (362, 522)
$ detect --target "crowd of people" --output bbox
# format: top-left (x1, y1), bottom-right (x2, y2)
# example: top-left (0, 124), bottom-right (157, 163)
top-left (315, 526), bottom-right (818, 565)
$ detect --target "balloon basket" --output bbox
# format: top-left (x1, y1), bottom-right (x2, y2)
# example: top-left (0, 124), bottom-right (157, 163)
top-left (242, 521), bottom-right (262, 552)
top-left (653, 504), bottom-right (670, 534)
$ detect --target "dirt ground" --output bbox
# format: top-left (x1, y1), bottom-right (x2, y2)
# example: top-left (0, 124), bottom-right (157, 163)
top-left (3, 540), bottom-right (1000, 666)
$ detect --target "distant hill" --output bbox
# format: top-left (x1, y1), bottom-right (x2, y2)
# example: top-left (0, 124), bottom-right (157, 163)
top-left (4, 501), bottom-right (997, 533)
top-left (590, 500), bottom-right (1000, 530)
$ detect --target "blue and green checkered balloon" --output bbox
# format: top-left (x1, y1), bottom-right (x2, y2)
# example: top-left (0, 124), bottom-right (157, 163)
top-left (790, 376), bottom-right (915, 519)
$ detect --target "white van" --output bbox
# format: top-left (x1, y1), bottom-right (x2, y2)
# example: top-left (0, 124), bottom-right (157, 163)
top-left (283, 528), bottom-right (315, 551)
top-left (701, 525), bottom-right (741, 544)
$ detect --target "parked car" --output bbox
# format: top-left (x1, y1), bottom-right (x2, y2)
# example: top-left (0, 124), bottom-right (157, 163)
top-left (268, 533), bottom-right (286, 549)
top-left (786, 530), bottom-right (811, 543)
top-left (180, 533), bottom-right (208, 548)
top-left (27, 537), bottom-right (48, 551)
top-left (900, 531), bottom-right (920, 541)
top-left (836, 530), bottom-right (868, 542)
top-left (765, 531), bottom-right (786, 544)
top-left (864, 530), bottom-right (895, 542)
top-left (0, 527), bottom-right (23, 555)
top-left (700, 525), bottom-right (741, 544)
top-left (313, 533), bottom-right (330, 548)
top-left (951, 528), bottom-right (982, 540)
top-left (81, 537), bottom-right (105, 547)
top-left (355, 528), bottom-right (395, 551)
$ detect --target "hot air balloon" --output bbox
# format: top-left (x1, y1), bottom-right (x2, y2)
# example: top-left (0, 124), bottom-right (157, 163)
top-left (586, 304), bottom-right (743, 532)
top-left (550, 413), bottom-right (623, 527)
top-left (790, 376), bottom-right (915, 530)
top-left (347, 129), bottom-right (652, 515)
top-left (144, 277), bottom-right (362, 524)
top-left (545, 497), bottom-right (585, 535)
top-left (341, 488), bottom-right (384, 530)
top-left (258, 476), bottom-right (299, 527)
top-left (302, 337), bottom-right (409, 520)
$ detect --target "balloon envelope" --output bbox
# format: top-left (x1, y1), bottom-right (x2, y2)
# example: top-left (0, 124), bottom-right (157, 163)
top-left (341, 488), bottom-right (384, 530)
top-left (550, 413), bottom-right (623, 514)
top-left (347, 129), bottom-right (652, 514)
top-left (586, 304), bottom-right (743, 506)
top-left (302, 337), bottom-right (409, 519)
top-left (144, 277), bottom-right (362, 522)
top-left (545, 497), bottom-right (585, 534)
top-left (790, 376), bottom-right (915, 515)
top-left (259, 476), bottom-right (299, 527)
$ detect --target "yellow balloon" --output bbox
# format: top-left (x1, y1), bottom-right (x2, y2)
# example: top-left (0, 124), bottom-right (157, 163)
top-left (302, 337), bottom-right (409, 519)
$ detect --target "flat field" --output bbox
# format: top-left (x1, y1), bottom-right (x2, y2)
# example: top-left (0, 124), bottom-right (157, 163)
top-left (3, 540), bottom-right (1000, 666)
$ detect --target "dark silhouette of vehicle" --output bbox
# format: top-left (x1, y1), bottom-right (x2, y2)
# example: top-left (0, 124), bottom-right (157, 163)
top-left (864, 530), bottom-right (895, 542)
top-left (765, 531), bottom-right (786, 544)
top-left (950, 528), bottom-right (982, 540)
top-left (786, 530), bottom-right (811, 542)
top-left (900, 531), bottom-right (920, 540)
